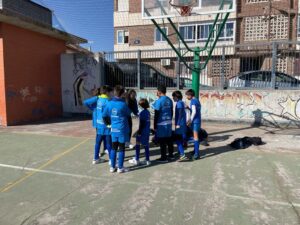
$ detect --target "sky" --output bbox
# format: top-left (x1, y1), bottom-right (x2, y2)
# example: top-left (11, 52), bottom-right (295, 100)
top-left (33, 0), bottom-right (114, 52)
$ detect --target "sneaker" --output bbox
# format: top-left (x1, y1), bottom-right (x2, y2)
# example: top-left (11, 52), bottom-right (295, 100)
top-left (177, 155), bottom-right (188, 162)
top-left (146, 161), bottom-right (151, 166)
top-left (193, 155), bottom-right (200, 160)
top-left (128, 158), bottom-right (140, 165)
top-left (104, 149), bottom-right (109, 155)
top-left (156, 158), bottom-right (168, 163)
top-left (110, 167), bottom-right (117, 173)
top-left (129, 144), bottom-right (135, 149)
top-left (168, 155), bottom-right (175, 160)
top-left (117, 167), bottom-right (129, 173)
top-left (92, 158), bottom-right (105, 164)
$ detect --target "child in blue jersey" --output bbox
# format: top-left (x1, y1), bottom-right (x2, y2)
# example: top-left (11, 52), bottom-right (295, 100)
top-left (103, 85), bottom-right (131, 173)
top-left (172, 91), bottom-right (188, 161)
top-left (83, 88), bottom-right (107, 164)
top-left (129, 98), bottom-right (151, 166)
top-left (83, 88), bottom-right (100, 130)
top-left (185, 89), bottom-right (202, 160)
top-left (153, 85), bottom-right (174, 162)
top-left (95, 85), bottom-right (113, 164)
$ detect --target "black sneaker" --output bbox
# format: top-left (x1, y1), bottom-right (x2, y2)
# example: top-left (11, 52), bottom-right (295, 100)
top-left (156, 158), bottom-right (168, 163)
top-left (168, 155), bottom-right (175, 160)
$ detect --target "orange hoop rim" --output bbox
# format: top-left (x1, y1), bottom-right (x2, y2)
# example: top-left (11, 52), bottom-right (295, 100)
top-left (169, 0), bottom-right (197, 16)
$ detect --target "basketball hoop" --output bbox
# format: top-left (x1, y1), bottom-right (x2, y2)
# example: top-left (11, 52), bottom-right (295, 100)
top-left (169, 0), bottom-right (197, 17)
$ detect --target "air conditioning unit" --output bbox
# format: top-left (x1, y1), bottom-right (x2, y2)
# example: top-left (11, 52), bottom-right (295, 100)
top-left (161, 59), bottom-right (171, 66)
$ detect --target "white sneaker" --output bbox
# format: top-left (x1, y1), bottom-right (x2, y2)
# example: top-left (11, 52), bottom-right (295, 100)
top-left (110, 167), bottom-right (117, 173)
top-left (104, 149), bottom-right (109, 155)
top-left (117, 167), bottom-right (129, 173)
top-left (92, 158), bottom-right (105, 164)
top-left (129, 144), bottom-right (135, 149)
top-left (128, 158), bottom-right (140, 165)
top-left (146, 161), bottom-right (151, 166)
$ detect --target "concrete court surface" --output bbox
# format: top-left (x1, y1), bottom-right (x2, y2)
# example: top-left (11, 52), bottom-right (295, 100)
top-left (0, 118), bottom-right (299, 225)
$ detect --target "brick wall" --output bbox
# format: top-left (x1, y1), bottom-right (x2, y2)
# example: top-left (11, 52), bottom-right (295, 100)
top-left (1, 23), bottom-right (66, 126)
top-left (129, 0), bottom-right (141, 13)
top-left (237, 0), bottom-right (298, 43)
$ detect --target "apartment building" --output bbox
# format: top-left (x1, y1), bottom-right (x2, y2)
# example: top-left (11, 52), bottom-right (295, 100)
top-left (113, 0), bottom-right (299, 86)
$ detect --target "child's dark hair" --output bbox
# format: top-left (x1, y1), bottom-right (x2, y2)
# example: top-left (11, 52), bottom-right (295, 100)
top-left (172, 91), bottom-right (183, 100)
top-left (139, 98), bottom-right (149, 109)
top-left (185, 89), bottom-right (195, 97)
top-left (127, 89), bottom-right (137, 98)
top-left (92, 88), bottom-right (101, 96)
top-left (100, 85), bottom-right (113, 95)
top-left (114, 85), bottom-right (125, 97)
top-left (157, 85), bottom-right (166, 94)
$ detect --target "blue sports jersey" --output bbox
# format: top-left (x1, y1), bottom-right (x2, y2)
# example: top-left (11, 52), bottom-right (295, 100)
top-left (139, 109), bottom-right (151, 144)
top-left (175, 100), bottom-right (187, 134)
top-left (190, 98), bottom-right (201, 124)
top-left (103, 97), bottom-right (131, 136)
top-left (96, 95), bottom-right (111, 135)
top-left (83, 96), bottom-right (98, 128)
top-left (153, 95), bottom-right (173, 138)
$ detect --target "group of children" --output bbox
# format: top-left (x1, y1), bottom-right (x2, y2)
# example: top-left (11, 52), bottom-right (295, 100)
top-left (84, 84), bottom-right (201, 174)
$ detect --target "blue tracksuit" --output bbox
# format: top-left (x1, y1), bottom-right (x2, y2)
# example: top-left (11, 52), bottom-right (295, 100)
top-left (152, 96), bottom-right (173, 138)
top-left (190, 97), bottom-right (201, 158)
top-left (95, 95), bottom-right (112, 160)
top-left (103, 97), bottom-right (131, 169)
top-left (175, 100), bottom-right (187, 156)
top-left (83, 96), bottom-right (98, 128)
top-left (135, 109), bottom-right (151, 161)
top-left (84, 95), bottom-right (112, 161)
top-left (190, 98), bottom-right (201, 132)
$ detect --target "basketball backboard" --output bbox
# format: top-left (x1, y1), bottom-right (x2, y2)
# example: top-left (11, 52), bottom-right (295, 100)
top-left (142, 0), bottom-right (235, 19)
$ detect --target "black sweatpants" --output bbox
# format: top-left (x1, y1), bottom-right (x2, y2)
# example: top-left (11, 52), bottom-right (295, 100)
top-left (128, 116), bottom-right (133, 142)
top-left (157, 137), bottom-right (174, 160)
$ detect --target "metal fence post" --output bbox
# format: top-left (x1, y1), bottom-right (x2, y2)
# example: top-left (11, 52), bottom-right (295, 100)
top-left (176, 56), bottom-right (180, 89)
top-left (221, 45), bottom-right (226, 88)
top-left (271, 42), bottom-right (277, 89)
top-left (137, 50), bottom-right (141, 89)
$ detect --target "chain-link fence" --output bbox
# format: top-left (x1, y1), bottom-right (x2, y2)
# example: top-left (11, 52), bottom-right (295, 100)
top-left (102, 41), bottom-right (300, 90)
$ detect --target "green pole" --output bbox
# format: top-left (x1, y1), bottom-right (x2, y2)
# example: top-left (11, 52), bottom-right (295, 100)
top-left (192, 47), bottom-right (200, 99)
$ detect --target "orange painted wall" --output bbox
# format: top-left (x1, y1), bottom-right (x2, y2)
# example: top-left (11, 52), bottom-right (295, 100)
top-left (0, 24), bottom-right (7, 126)
top-left (1, 23), bottom-right (67, 125)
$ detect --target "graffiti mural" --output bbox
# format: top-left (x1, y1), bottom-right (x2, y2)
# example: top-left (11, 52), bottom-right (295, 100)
top-left (61, 54), bottom-right (101, 113)
top-left (200, 91), bottom-right (300, 127)
top-left (136, 91), bottom-right (158, 115)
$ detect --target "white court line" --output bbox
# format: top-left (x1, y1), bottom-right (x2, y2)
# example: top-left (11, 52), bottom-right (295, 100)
top-left (0, 163), bottom-right (299, 208)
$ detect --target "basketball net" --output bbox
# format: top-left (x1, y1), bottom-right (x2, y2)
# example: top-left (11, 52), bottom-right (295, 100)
top-left (169, 0), bottom-right (197, 17)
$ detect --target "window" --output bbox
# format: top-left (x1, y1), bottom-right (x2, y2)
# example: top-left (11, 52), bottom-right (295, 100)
top-left (155, 27), bottom-right (168, 42)
top-left (117, 30), bottom-right (129, 44)
top-left (198, 22), bottom-right (234, 41)
top-left (179, 22), bottom-right (234, 42)
top-left (197, 24), bottom-right (213, 41)
top-left (179, 25), bottom-right (196, 41)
